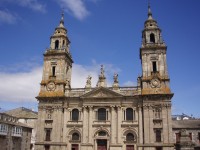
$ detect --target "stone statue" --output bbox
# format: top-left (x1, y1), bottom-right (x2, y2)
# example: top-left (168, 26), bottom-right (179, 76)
top-left (86, 75), bottom-right (92, 87)
top-left (113, 73), bottom-right (118, 83)
top-left (112, 73), bottom-right (119, 89)
top-left (65, 79), bottom-right (71, 89)
top-left (100, 65), bottom-right (105, 77)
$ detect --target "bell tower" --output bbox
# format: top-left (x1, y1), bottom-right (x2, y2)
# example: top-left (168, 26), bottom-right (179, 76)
top-left (139, 5), bottom-right (174, 150)
top-left (140, 4), bottom-right (171, 95)
top-left (38, 12), bottom-right (73, 97)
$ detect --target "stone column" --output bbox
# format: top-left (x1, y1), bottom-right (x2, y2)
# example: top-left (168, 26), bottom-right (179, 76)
top-left (143, 54), bottom-right (147, 77)
top-left (149, 106), bottom-right (154, 143)
top-left (162, 105), bottom-right (168, 143)
top-left (164, 54), bottom-right (168, 76)
top-left (117, 106), bottom-right (122, 144)
top-left (79, 108), bottom-right (82, 121)
top-left (64, 108), bottom-right (70, 143)
top-left (111, 106), bottom-right (115, 144)
top-left (88, 106), bottom-right (93, 143)
top-left (159, 53), bottom-right (164, 76)
top-left (138, 106), bottom-right (143, 144)
top-left (82, 106), bottom-right (88, 143)
top-left (167, 104), bottom-right (173, 143)
top-left (143, 105), bottom-right (150, 143)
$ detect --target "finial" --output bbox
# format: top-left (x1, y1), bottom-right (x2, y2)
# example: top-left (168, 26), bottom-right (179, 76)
top-left (147, 0), bottom-right (153, 20)
top-left (112, 73), bottom-right (119, 90)
top-left (148, 1), bottom-right (152, 16)
top-left (100, 65), bottom-right (105, 77)
top-left (96, 65), bottom-right (107, 87)
top-left (60, 9), bottom-right (64, 25)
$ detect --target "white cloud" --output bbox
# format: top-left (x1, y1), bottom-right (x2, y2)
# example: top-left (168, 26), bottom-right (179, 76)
top-left (0, 0), bottom-right (46, 13)
top-left (0, 10), bottom-right (18, 24)
top-left (16, 0), bottom-right (46, 13)
top-left (0, 67), bottom-right (42, 102)
top-left (123, 81), bottom-right (136, 86)
top-left (0, 62), bottom-right (121, 102)
top-left (72, 64), bottom-right (99, 88)
top-left (57, 0), bottom-right (90, 20)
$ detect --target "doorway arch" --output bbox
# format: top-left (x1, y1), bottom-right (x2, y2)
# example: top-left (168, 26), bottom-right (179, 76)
top-left (94, 129), bottom-right (110, 150)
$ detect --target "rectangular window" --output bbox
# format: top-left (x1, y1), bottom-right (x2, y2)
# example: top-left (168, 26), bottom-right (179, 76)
top-left (12, 126), bottom-right (22, 136)
top-left (189, 132), bottom-right (192, 140)
top-left (152, 61), bottom-right (157, 72)
top-left (52, 66), bottom-right (56, 76)
top-left (98, 108), bottom-right (107, 121)
top-left (176, 133), bottom-right (180, 143)
top-left (0, 124), bottom-right (8, 134)
top-left (45, 129), bottom-right (51, 141)
top-left (155, 130), bottom-right (161, 142)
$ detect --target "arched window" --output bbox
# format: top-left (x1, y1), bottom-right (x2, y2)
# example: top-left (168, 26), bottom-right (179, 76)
top-left (72, 133), bottom-right (79, 141)
top-left (126, 133), bottom-right (134, 141)
top-left (98, 131), bottom-right (106, 136)
top-left (126, 108), bottom-right (133, 121)
top-left (55, 40), bottom-right (59, 49)
top-left (72, 109), bottom-right (79, 121)
top-left (63, 40), bottom-right (65, 46)
top-left (98, 108), bottom-right (106, 121)
top-left (150, 33), bottom-right (155, 43)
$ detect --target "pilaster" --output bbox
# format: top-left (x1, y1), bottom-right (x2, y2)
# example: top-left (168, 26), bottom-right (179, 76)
top-left (88, 106), bottom-right (93, 144)
top-left (117, 106), bottom-right (122, 144)
top-left (138, 106), bottom-right (143, 144)
top-left (111, 106), bottom-right (116, 144)
top-left (82, 106), bottom-right (88, 143)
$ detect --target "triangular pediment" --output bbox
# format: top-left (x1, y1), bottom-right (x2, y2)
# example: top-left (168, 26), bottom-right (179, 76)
top-left (81, 87), bottom-right (123, 98)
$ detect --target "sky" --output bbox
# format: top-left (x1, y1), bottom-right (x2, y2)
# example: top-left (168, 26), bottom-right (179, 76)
top-left (0, 0), bottom-right (200, 117)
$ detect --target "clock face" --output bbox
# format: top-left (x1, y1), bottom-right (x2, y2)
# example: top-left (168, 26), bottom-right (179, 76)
top-left (150, 78), bottom-right (160, 88)
top-left (47, 82), bottom-right (56, 91)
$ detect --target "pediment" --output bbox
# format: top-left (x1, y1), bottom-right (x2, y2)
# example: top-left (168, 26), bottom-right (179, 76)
top-left (81, 87), bottom-right (123, 98)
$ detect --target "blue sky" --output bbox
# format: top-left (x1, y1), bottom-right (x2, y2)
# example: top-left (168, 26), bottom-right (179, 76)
top-left (0, 0), bottom-right (200, 117)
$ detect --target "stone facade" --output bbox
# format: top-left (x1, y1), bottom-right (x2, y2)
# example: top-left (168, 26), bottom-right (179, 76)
top-left (35, 6), bottom-right (174, 150)
top-left (0, 113), bottom-right (32, 150)
top-left (5, 107), bottom-right (38, 150)
top-left (172, 120), bottom-right (200, 149)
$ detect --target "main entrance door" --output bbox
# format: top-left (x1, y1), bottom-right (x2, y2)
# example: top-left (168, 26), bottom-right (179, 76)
top-left (71, 144), bottom-right (79, 150)
top-left (97, 139), bottom-right (107, 150)
top-left (126, 145), bottom-right (134, 150)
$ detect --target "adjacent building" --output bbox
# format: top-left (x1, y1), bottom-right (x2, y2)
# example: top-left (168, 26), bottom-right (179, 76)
top-left (0, 113), bottom-right (32, 150)
top-left (5, 107), bottom-right (38, 150)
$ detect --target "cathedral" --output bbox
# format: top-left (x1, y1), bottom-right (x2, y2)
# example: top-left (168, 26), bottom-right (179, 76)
top-left (35, 5), bottom-right (174, 150)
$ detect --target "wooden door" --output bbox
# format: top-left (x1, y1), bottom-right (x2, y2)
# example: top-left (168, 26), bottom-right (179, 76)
top-left (126, 145), bottom-right (134, 150)
top-left (97, 140), bottom-right (107, 150)
top-left (72, 144), bottom-right (79, 150)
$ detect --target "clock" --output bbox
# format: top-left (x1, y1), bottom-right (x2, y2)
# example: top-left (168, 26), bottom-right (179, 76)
top-left (47, 82), bottom-right (56, 91)
top-left (150, 78), bottom-right (160, 88)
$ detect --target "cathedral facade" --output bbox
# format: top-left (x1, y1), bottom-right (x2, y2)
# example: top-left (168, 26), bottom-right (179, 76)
top-left (35, 6), bottom-right (174, 150)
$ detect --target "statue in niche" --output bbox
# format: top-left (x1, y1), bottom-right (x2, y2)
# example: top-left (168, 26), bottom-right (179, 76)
top-left (47, 114), bottom-right (51, 119)
top-left (65, 79), bottom-right (71, 89)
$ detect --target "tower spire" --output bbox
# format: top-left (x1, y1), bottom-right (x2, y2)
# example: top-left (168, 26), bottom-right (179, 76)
top-left (147, 0), bottom-right (153, 20)
top-left (59, 10), bottom-right (64, 27)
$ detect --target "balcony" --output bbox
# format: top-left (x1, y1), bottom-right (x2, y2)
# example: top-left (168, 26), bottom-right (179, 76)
top-left (0, 131), bottom-right (7, 135)
top-left (67, 121), bottom-right (83, 127)
top-left (93, 120), bottom-right (111, 127)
